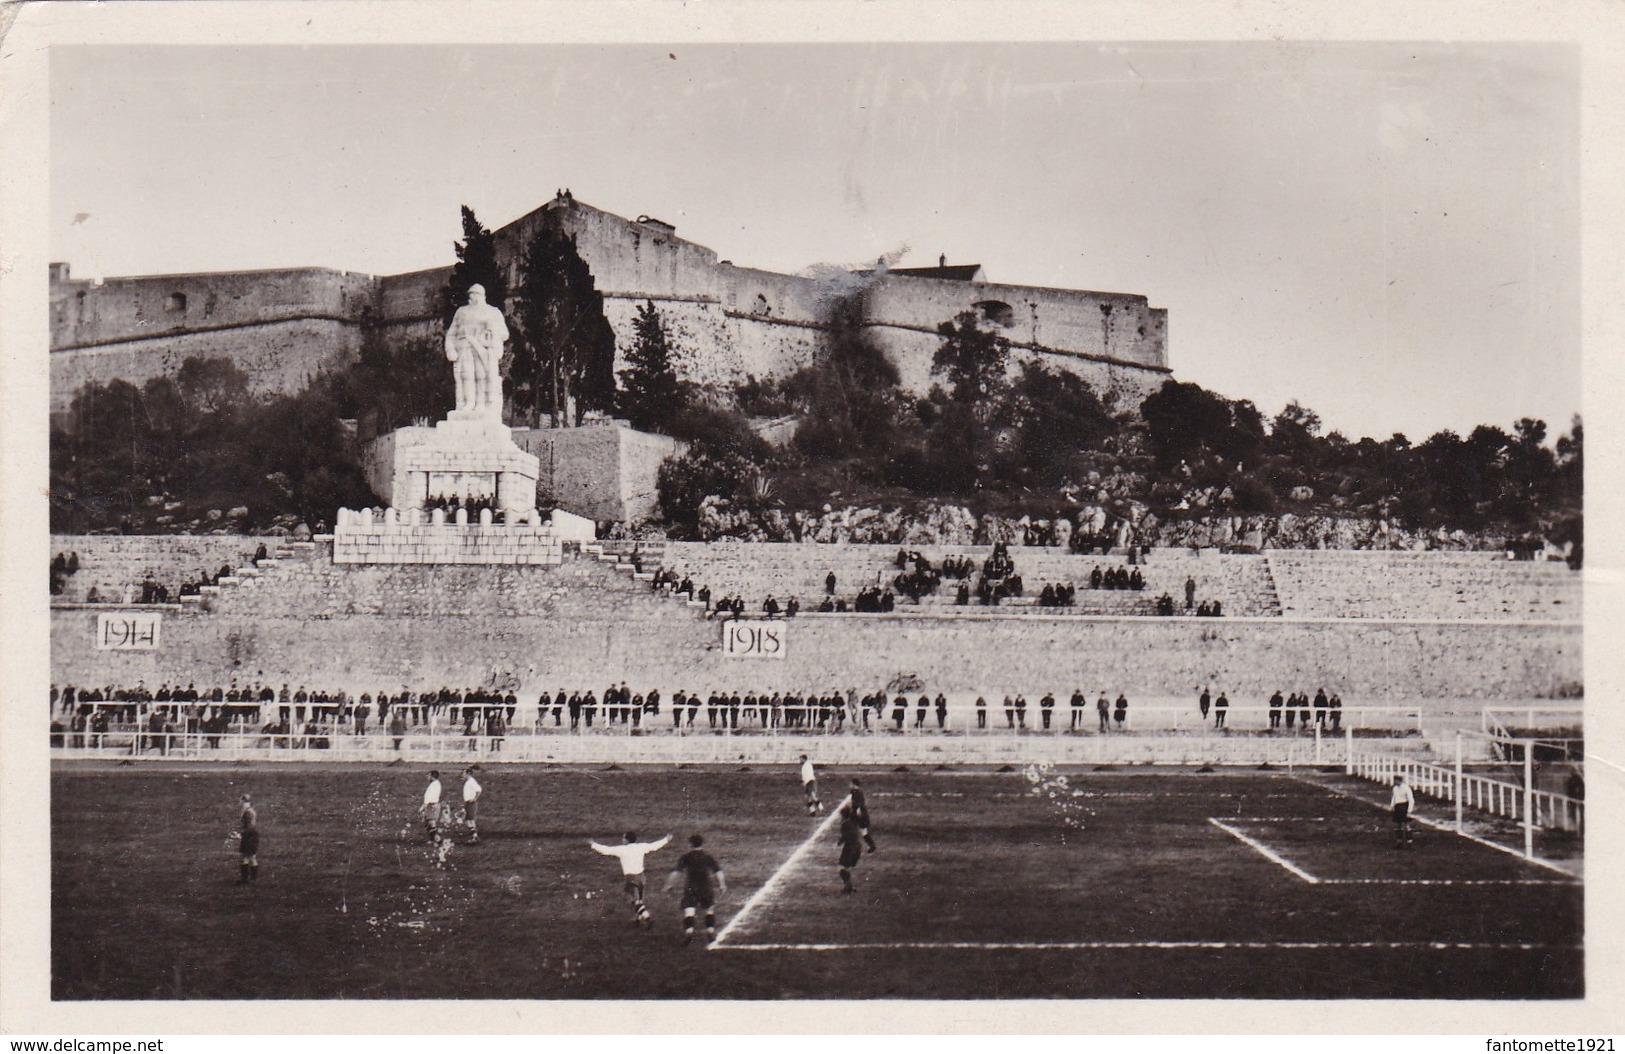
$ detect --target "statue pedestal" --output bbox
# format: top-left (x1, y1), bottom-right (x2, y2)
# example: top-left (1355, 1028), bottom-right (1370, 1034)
top-left (384, 413), bottom-right (540, 514)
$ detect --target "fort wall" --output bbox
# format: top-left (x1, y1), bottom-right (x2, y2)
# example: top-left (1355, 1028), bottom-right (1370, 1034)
top-left (50, 195), bottom-right (1173, 411)
top-left (51, 267), bottom-right (376, 350)
top-left (49, 318), bottom-right (365, 413)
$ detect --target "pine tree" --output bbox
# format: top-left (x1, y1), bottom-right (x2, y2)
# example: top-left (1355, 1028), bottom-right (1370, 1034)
top-left (617, 300), bottom-right (681, 432)
top-left (442, 206), bottom-right (507, 328)
top-left (932, 311), bottom-right (1009, 409)
top-left (510, 223), bottom-right (617, 427)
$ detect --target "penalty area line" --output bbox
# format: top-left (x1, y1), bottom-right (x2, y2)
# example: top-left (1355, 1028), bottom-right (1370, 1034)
top-left (712, 803), bottom-right (844, 948)
top-left (712, 939), bottom-right (1574, 952)
top-left (1303, 778), bottom-right (1580, 878)
top-left (1208, 818), bottom-right (1321, 883)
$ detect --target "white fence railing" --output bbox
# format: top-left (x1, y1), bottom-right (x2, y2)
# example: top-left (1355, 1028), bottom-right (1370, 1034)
top-left (1346, 737), bottom-right (1583, 860)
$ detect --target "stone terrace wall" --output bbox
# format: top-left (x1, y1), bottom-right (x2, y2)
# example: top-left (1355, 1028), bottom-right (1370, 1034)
top-left (50, 547), bottom-right (1579, 702)
top-left (513, 423), bottom-right (683, 522)
top-left (661, 542), bottom-right (1280, 617)
top-left (1268, 551), bottom-right (1581, 621)
top-left (48, 535), bottom-right (278, 603)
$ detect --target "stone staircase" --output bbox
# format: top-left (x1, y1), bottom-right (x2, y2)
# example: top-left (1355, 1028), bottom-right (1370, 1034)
top-left (1265, 549), bottom-right (1581, 620)
top-left (179, 540), bottom-right (321, 609)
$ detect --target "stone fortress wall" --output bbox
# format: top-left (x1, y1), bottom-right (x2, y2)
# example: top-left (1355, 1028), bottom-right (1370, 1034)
top-left (50, 194), bottom-right (1172, 413)
top-left (49, 265), bottom-right (377, 409)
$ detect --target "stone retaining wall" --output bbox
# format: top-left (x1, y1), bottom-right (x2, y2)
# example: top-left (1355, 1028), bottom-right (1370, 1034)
top-left (50, 552), bottom-right (1580, 703)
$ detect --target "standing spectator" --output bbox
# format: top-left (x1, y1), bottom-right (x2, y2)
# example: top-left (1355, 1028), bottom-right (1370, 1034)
top-left (1097, 692), bottom-right (1111, 732)
top-left (825, 570), bottom-right (837, 595)
top-left (1329, 693), bottom-right (1343, 732)
top-left (1198, 686), bottom-right (1211, 724)
top-left (1214, 692), bottom-right (1229, 729)
top-left (1113, 693), bottom-right (1129, 730)
top-left (1039, 692), bottom-right (1056, 730)
top-left (1314, 688), bottom-right (1330, 729)
top-left (914, 694), bottom-right (929, 730)
top-left (1268, 690), bottom-right (1284, 730)
top-left (1069, 689), bottom-right (1086, 731)
top-left (1013, 694), bottom-right (1028, 730)
top-left (934, 693), bottom-right (949, 730)
top-left (390, 708), bottom-right (408, 751)
top-left (1184, 576), bottom-right (1197, 610)
top-left (486, 708), bottom-right (506, 752)
top-left (975, 695), bottom-right (988, 729)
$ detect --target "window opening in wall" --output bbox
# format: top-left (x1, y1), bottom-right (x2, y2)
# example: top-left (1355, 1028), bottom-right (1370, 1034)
top-left (165, 292), bottom-right (187, 314)
top-left (974, 300), bottom-right (1014, 327)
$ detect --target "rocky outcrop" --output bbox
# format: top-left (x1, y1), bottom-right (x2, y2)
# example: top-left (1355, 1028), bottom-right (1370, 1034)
top-left (683, 498), bottom-right (1517, 551)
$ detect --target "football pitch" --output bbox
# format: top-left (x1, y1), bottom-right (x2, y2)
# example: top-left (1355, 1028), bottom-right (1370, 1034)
top-left (51, 762), bottom-right (1581, 1000)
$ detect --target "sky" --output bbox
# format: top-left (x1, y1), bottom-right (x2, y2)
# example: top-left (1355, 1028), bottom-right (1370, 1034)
top-left (49, 42), bottom-right (1580, 444)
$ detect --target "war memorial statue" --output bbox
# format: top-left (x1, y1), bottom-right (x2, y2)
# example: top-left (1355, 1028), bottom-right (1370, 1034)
top-left (444, 283), bottom-right (508, 419)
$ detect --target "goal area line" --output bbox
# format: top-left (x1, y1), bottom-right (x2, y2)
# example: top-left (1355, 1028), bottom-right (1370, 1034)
top-left (1208, 818), bottom-right (1579, 886)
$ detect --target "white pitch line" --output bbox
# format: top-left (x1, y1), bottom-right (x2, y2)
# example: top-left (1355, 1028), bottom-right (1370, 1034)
top-left (1303, 778), bottom-right (1581, 877)
top-left (713, 939), bottom-right (1573, 952)
top-left (1321, 878), bottom-right (1578, 887)
top-left (1208, 818), bottom-right (1322, 883)
top-left (711, 804), bottom-right (844, 948)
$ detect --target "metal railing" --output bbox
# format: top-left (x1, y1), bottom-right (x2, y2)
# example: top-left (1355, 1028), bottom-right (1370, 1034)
top-left (1345, 732), bottom-right (1583, 860)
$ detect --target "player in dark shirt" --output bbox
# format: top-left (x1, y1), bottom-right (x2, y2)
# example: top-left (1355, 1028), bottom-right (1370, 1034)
top-left (836, 805), bottom-right (864, 893)
top-left (665, 834), bottom-right (727, 945)
top-left (846, 778), bottom-right (877, 852)
top-left (237, 794), bottom-right (260, 884)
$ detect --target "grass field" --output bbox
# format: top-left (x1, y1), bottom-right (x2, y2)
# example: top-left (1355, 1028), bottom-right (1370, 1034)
top-left (51, 762), bottom-right (1582, 1000)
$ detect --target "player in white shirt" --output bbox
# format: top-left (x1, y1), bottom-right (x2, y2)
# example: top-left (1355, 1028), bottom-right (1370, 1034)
top-left (800, 754), bottom-right (822, 815)
top-left (461, 766), bottom-right (483, 844)
top-left (1389, 774), bottom-right (1416, 849)
top-left (590, 831), bottom-right (672, 928)
top-left (420, 770), bottom-right (443, 844)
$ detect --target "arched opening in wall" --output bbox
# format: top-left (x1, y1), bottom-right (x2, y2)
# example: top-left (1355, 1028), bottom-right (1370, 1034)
top-left (165, 292), bottom-right (187, 315)
top-left (974, 300), bottom-right (1013, 327)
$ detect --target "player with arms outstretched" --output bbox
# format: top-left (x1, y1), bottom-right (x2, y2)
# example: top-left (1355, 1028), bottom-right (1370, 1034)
top-left (665, 834), bottom-right (726, 945)
top-left (591, 831), bottom-right (671, 929)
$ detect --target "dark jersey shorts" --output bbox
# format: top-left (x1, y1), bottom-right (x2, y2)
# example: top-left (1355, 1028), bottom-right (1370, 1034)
top-left (239, 829), bottom-right (260, 858)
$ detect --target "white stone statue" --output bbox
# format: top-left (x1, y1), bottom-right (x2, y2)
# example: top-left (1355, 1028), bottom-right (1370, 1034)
top-left (444, 284), bottom-right (509, 418)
